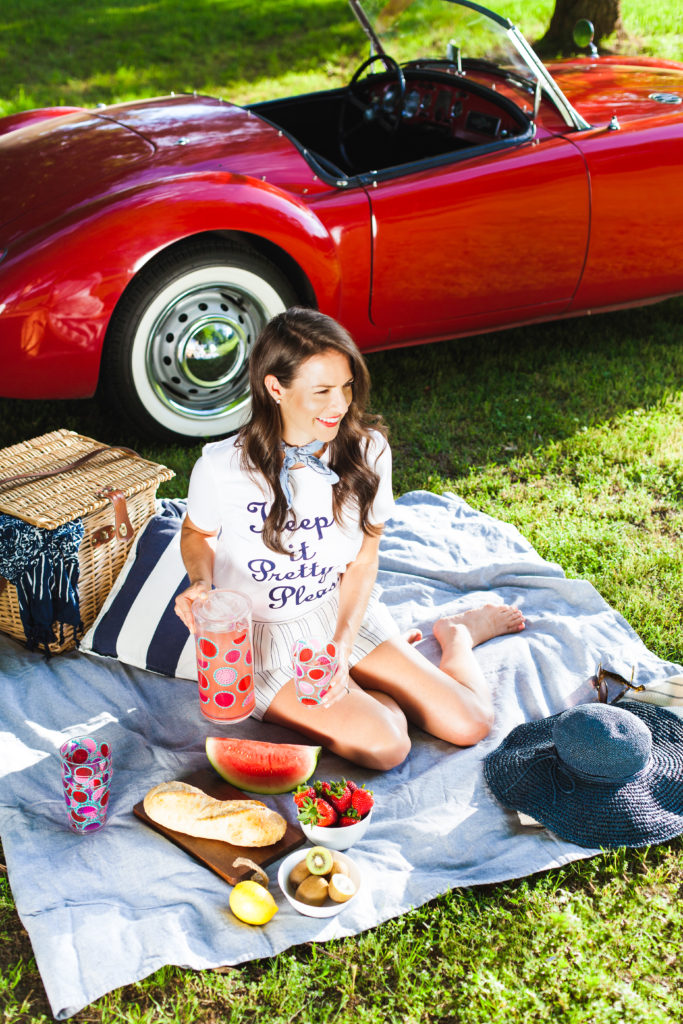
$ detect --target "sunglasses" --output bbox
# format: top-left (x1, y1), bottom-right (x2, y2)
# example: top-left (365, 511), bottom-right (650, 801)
top-left (592, 662), bottom-right (646, 704)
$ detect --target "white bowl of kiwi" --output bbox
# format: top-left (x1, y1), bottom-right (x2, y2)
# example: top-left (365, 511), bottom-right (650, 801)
top-left (277, 846), bottom-right (362, 918)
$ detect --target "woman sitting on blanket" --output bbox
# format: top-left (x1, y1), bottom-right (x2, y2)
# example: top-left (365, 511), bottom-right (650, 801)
top-left (174, 308), bottom-right (525, 769)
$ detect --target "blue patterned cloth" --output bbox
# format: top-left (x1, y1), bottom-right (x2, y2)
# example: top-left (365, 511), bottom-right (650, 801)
top-left (0, 514), bottom-right (84, 651)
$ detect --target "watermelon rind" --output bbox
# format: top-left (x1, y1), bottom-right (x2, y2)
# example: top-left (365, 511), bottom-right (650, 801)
top-left (206, 737), bottom-right (320, 795)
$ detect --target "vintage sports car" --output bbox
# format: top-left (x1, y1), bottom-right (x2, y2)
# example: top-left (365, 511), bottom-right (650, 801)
top-left (2, 0), bottom-right (683, 440)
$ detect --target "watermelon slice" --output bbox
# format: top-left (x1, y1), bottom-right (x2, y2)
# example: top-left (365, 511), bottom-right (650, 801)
top-left (206, 737), bottom-right (320, 795)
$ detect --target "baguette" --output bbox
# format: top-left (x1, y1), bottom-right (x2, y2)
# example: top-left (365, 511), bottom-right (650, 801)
top-left (143, 780), bottom-right (287, 847)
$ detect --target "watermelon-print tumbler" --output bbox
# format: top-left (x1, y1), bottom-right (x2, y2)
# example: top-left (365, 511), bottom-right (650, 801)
top-left (59, 735), bottom-right (112, 834)
top-left (292, 636), bottom-right (339, 707)
top-left (192, 590), bottom-right (254, 723)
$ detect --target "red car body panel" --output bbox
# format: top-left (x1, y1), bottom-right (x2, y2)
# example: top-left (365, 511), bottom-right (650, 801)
top-left (1, 40), bottom-right (683, 406)
top-left (367, 137), bottom-right (589, 335)
top-left (550, 58), bottom-right (683, 311)
top-left (0, 107), bottom-right (84, 139)
top-left (550, 56), bottom-right (683, 124)
top-left (569, 118), bottom-right (683, 311)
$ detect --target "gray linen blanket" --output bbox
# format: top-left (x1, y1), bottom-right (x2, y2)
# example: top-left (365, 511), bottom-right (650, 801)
top-left (1, 491), bottom-right (680, 1019)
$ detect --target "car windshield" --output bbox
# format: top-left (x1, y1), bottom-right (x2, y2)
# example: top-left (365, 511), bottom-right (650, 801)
top-left (351, 0), bottom-right (538, 86)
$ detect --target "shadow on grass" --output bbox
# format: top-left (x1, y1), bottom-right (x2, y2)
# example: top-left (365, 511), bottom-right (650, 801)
top-left (0, 0), bottom-right (361, 107)
top-left (367, 296), bottom-right (683, 485)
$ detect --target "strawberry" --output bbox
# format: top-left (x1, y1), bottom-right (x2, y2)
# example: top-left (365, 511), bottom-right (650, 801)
top-left (297, 796), bottom-right (338, 828)
top-left (339, 808), bottom-right (361, 827)
top-left (346, 779), bottom-right (359, 792)
top-left (351, 786), bottom-right (374, 818)
top-left (292, 784), bottom-right (316, 809)
top-left (317, 779), bottom-right (353, 814)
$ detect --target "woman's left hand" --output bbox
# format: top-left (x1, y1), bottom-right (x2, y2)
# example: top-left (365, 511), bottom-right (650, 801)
top-left (321, 641), bottom-right (352, 708)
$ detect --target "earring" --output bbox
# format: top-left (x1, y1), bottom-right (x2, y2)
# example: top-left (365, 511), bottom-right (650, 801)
top-left (275, 399), bottom-right (281, 405)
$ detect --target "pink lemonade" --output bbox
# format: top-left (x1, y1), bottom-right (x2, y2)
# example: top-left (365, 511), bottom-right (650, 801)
top-left (195, 627), bottom-right (255, 723)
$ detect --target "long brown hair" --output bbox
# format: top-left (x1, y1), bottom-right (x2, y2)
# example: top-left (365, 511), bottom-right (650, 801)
top-left (237, 307), bottom-right (388, 554)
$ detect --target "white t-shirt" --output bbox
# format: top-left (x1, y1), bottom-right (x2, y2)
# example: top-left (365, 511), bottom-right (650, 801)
top-left (186, 431), bottom-right (394, 622)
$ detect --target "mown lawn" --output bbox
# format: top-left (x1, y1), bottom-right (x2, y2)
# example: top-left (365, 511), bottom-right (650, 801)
top-left (1, 1), bottom-right (683, 1021)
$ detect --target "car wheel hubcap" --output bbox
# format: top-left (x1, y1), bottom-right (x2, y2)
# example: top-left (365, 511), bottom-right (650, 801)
top-left (179, 317), bottom-right (248, 389)
top-left (147, 283), bottom-right (261, 420)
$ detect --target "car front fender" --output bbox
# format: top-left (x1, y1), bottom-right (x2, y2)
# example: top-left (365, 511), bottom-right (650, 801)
top-left (0, 172), bottom-right (344, 398)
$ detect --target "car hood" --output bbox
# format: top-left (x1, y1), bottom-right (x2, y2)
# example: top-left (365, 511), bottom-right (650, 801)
top-left (550, 57), bottom-right (683, 125)
top-left (0, 95), bottom-right (315, 242)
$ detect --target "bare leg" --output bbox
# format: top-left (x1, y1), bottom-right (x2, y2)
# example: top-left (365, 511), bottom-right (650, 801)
top-left (351, 604), bottom-right (525, 747)
top-left (264, 678), bottom-right (411, 771)
top-left (263, 605), bottom-right (523, 768)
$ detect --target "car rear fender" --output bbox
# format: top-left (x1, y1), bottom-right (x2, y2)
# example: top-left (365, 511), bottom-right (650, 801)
top-left (1, 172), bottom-right (343, 397)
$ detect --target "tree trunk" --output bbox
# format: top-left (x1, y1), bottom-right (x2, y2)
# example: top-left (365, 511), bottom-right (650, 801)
top-left (534, 0), bottom-right (623, 57)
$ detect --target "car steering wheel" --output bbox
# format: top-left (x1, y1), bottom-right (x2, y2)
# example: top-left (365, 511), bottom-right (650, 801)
top-left (339, 54), bottom-right (406, 169)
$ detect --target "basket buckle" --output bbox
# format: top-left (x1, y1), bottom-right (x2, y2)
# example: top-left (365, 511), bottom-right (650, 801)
top-left (92, 487), bottom-right (134, 548)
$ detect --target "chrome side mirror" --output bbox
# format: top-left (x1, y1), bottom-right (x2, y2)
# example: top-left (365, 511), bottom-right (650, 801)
top-left (573, 19), bottom-right (598, 57)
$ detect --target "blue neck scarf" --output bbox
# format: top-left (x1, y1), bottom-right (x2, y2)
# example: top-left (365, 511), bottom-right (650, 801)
top-left (279, 440), bottom-right (339, 508)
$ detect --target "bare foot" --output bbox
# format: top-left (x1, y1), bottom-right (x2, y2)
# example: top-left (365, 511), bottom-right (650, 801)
top-left (433, 604), bottom-right (525, 649)
top-left (402, 627), bottom-right (423, 645)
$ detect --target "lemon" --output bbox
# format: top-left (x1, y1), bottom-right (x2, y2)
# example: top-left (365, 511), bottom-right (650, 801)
top-left (229, 881), bottom-right (278, 925)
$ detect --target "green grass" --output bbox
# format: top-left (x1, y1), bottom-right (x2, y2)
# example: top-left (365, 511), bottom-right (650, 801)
top-left (1, 1), bottom-right (683, 1021)
top-left (3, 841), bottom-right (683, 1021)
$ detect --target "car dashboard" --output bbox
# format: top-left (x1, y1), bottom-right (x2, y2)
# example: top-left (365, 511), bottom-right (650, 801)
top-left (376, 77), bottom-right (522, 144)
top-left (250, 66), bottom-right (531, 181)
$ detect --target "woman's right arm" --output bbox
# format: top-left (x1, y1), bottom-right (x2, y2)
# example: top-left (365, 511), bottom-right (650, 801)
top-left (174, 516), bottom-right (218, 633)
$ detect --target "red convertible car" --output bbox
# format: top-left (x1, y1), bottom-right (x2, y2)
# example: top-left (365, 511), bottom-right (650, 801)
top-left (2, 0), bottom-right (683, 440)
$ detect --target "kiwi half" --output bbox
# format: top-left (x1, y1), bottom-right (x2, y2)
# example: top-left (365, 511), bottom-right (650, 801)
top-left (305, 846), bottom-right (334, 875)
top-left (328, 873), bottom-right (357, 903)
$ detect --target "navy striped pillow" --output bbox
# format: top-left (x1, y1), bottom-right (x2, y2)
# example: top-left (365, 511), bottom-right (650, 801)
top-left (80, 501), bottom-right (197, 679)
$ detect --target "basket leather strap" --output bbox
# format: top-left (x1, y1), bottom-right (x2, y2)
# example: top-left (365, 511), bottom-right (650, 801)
top-left (91, 488), bottom-right (134, 547)
top-left (0, 445), bottom-right (140, 488)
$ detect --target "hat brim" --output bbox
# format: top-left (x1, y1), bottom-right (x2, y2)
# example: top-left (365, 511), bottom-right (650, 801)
top-left (483, 701), bottom-right (683, 849)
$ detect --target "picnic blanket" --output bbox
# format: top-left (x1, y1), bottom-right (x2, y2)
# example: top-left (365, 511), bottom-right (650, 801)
top-left (1, 490), bottom-right (681, 1019)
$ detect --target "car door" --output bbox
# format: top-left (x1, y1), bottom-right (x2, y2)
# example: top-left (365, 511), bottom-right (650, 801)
top-left (367, 135), bottom-right (590, 340)
top-left (568, 119), bottom-right (683, 312)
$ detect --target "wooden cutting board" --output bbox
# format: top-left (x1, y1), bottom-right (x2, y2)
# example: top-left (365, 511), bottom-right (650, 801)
top-left (133, 766), bottom-right (305, 886)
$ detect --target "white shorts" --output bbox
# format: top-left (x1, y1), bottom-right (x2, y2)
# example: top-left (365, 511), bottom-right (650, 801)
top-left (251, 586), bottom-right (400, 720)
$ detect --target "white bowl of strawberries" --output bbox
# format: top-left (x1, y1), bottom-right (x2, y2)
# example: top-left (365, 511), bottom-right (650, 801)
top-left (293, 777), bottom-right (374, 851)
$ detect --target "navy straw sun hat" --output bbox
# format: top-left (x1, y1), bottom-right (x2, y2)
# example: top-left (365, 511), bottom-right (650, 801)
top-left (483, 701), bottom-right (683, 849)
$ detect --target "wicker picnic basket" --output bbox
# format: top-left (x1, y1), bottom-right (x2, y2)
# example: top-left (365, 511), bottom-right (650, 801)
top-left (0, 429), bottom-right (175, 654)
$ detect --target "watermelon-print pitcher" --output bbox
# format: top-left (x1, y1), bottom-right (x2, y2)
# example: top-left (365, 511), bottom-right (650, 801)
top-left (192, 590), bottom-right (254, 723)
